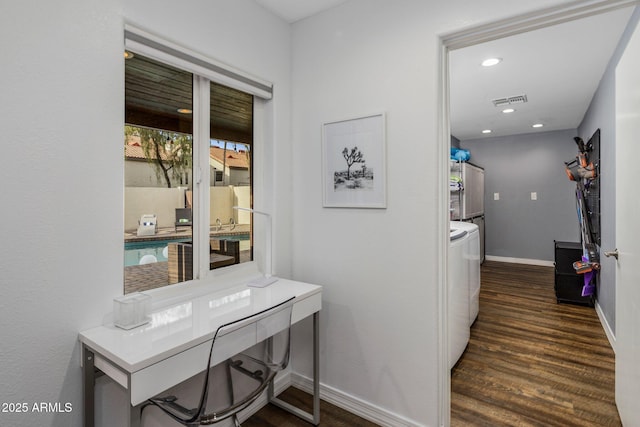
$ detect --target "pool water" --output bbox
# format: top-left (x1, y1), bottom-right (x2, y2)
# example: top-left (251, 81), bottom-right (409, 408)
top-left (124, 238), bottom-right (191, 267)
top-left (124, 234), bottom-right (250, 267)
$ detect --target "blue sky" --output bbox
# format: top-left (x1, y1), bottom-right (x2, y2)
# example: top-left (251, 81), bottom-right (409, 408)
top-left (210, 139), bottom-right (250, 151)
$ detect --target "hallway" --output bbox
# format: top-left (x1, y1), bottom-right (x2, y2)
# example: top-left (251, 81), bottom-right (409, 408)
top-left (451, 261), bottom-right (620, 426)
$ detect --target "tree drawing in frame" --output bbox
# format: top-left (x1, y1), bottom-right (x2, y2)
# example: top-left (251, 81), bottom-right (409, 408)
top-left (323, 113), bottom-right (386, 208)
top-left (334, 146), bottom-right (374, 190)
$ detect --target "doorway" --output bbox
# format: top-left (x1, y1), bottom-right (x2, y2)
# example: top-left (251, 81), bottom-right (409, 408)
top-left (438, 1), bottom-right (639, 425)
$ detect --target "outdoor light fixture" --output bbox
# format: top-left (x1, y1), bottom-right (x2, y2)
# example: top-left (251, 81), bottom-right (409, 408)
top-left (232, 206), bottom-right (278, 288)
top-left (532, 123), bottom-right (544, 128)
top-left (177, 108), bottom-right (192, 114)
top-left (502, 108), bottom-right (515, 113)
top-left (124, 51), bottom-right (134, 60)
top-left (482, 129), bottom-right (492, 134)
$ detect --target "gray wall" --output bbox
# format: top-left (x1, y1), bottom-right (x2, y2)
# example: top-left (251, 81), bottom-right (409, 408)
top-left (578, 7), bottom-right (640, 336)
top-left (451, 134), bottom-right (461, 149)
top-left (462, 129), bottom-right (580, 261)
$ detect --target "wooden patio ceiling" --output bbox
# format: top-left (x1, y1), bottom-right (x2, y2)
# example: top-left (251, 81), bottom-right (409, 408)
top-left (125, 53), bottom-right (253, 144)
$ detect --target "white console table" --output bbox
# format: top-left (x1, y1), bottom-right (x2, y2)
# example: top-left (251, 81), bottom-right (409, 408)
top-left (79, 279), bottom-right (322, 426)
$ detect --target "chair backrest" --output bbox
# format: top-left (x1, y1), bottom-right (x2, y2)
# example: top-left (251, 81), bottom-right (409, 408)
top-left (175, 208), bottom-right (192, 224)
top-left (139, 214), bottom-right (157, 225)
top-left (196, 297), bottom-right (295, 424)
top-left (147, 297), bottom-right (295, 426)
top-left (210, 239), bottom-right (240, 265)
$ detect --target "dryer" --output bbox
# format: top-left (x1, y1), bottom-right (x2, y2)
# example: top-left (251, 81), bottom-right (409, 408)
top-left (449, 226), bottom-right (470, 368)
top-left (451, 221), bottom-right (481, 325)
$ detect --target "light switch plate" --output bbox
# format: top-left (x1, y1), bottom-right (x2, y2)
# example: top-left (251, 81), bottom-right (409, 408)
top-left (531, 192), bottom-right (537, 200)
top-left (494, 192), bottom-right (500, 200)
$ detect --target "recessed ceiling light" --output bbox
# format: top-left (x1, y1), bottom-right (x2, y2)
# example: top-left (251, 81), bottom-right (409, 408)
top-left (124, 51), bottom-right (134, 60)
top-left (481, 58), bottom-right (502, 67)
top-left (502, 108), bottom-right (515, 114)
top-left (482, 129), bottom-right (492, 134)
top-left (532, 123), bottom-right (544, 128)
top-left (177, 108), bottom-right (192, 114)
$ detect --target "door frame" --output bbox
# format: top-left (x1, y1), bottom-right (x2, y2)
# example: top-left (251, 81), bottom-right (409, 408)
top-left (437, 1), bottom-right (639, 425)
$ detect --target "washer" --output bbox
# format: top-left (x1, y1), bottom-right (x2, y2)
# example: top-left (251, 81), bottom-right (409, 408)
top-left (451, 221), bottom-right (481, 325)
top-left (449, 226), bottom-right (470, 368)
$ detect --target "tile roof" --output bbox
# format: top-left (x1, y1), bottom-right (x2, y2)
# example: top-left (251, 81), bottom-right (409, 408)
top-left (124, 137), bottom-right (249, 170)
top-left (125, 144), bottom-right (167, 161)
top-left (209, 146), bottom-right (249, 169)
top-left (124, 136), bottom-right (171, 161)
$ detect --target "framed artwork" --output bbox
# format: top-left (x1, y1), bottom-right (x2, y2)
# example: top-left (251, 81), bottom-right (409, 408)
top-left (322, 113), bottom-right (386, 208)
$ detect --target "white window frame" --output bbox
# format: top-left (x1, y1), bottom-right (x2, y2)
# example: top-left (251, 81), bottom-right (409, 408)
top-left (124, 25), bottom-right (273, 290)
top-left (124, 25), bottom-right (272, 100)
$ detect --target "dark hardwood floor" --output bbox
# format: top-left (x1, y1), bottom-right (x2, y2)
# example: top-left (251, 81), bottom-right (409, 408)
top-left (248, 261), bottom-right (619, 426)
top-left (451, 261), bottom-right (620, 426)
top-left (244, 386), bottom-right (380, 426)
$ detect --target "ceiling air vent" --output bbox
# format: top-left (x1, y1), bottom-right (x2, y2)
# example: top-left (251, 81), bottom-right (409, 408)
top-left (491, 94), bottom-right (528, 107)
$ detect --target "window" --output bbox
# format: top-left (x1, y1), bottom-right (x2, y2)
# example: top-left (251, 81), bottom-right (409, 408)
top-left (123, 50), bottom-right (256, 294)
top-left (208, 82), bottom-right (254, 273)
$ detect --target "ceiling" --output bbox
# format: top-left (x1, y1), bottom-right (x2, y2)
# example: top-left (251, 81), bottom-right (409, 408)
top-left (251, 1), bottom-right (634, 143)
top-left (125, 54), bottom-right (253, 144)
top-left (450, 7), bottom-right (634, 141)
top-left (127, 2), bottom-right (635, 146)
top-left (253, 0), bottom-right (349, 23)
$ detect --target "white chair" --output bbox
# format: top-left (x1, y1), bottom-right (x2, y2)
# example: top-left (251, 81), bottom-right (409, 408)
top-left (137, 214), bottom-right (158, 237)
top-left (143, 297), bottom-right (295, 426)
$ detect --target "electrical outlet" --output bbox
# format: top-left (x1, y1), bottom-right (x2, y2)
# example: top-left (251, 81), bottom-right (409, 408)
top-left (531, 192), bottom-right (537, 200)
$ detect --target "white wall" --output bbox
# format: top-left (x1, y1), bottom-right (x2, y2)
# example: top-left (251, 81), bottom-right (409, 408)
top-left (0, 1), bottom-right (290, 426)
top-left (0, 0), bottom-right (578, 426)
top-left (0, 1), bottom-right (124, 426)
top-left (289, 0), bottom-right (570, 425)
top-left (125, 160), bottom-right (164, 187)
top-left (125, 187), bottom-right (185, 230)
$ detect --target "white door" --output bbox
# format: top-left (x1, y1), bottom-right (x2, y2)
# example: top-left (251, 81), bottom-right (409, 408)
top-left (615, 17), bottom-right (640, 426)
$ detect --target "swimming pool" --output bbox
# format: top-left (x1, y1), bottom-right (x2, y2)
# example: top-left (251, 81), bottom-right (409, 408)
top-left (124, 234), bottom-right (250, 267)
top-left (124, 238), bottom-right (191, 267)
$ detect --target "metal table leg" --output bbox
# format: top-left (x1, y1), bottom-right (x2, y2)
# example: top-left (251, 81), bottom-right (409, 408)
top-left (82, 344), bottom-right (96, 427)
top-left (82, 344), bottom-right (142, 427)
top-left (311, 311), bottom-right (320, 424)
top-left (269, 311), bottom-right (320, 425)
top-left (128, 403), bottom-right (141, 427)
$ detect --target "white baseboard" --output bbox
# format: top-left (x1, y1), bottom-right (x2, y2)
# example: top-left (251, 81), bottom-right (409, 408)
top-left (239, 371), bottom-right (429, 427)
top-left (485, 255), bottom-right (554, 267)
top-left (595, 300), bottom-right (616, 353)
top-left (290, 372), bottom-right (425, 427)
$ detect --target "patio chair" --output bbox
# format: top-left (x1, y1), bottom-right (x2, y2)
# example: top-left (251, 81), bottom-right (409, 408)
top-left (210, 239), bottom-right (240, 265)
top-left (175, 208), bottom-right (192, 231)
top-left (143, 297), bottom-right (295, 426)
